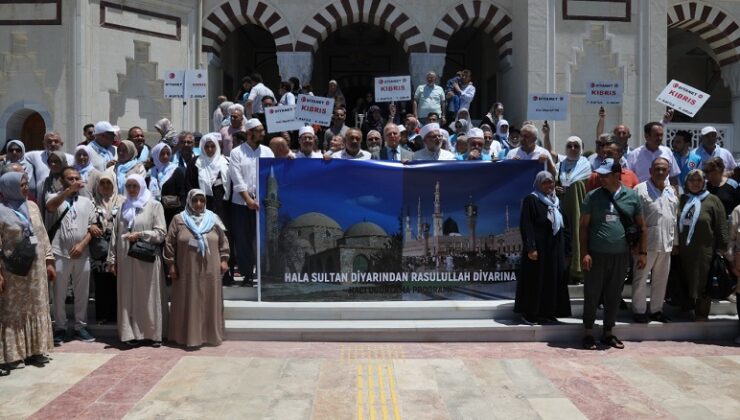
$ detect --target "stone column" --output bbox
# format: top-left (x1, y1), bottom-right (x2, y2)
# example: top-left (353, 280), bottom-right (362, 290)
top-left (722, 61), bottom-right (740, 155)
top-left (409, 53), bottom-right (446, 88)
top-left (276, 52), bottom-right (313, 87)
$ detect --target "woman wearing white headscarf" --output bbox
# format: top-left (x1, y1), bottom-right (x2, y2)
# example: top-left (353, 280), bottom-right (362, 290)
top-left (0, 172), bottom-right (55, 374)
top-left (108, 174), bottom-right (166, 346)
top-left (186, 133), bottom-right (230, 220)
top-left (164, 189), bottom-right (229, 347)
top-left (515, 171), bottom-right (571, 325)
top-left (1, 140), bottom-right (37, 200)
top-left (556, 136), bottom-right (593, 284)
top-left (677, 169), bottom-right (728, 321)
top-left (148, 143), bottom-right (186, 226)
top-left (74, 145), bottom-right (103, 195)
top-left (109, 140), bottom-right (146, 195)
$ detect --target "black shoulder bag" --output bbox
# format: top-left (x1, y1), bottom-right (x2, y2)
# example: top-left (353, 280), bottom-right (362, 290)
top-left (602, 189), bottom-right (642, 248)
top-left (47, 205), bottom-right (70, 242)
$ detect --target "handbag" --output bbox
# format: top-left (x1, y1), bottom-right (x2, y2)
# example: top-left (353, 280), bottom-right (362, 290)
top-left (47, 205), bottom-right (70, 242)
top-left (2, 234), bottom-right (38, 276)
top-left (127, 238), bottom-right (158, 263)
top-left (602, 189), bottom-right (642, 248)
top-left (89, 230), bottom-right (111, 260)
top-left (161, 195), bottom-right (181, 209)
top-left (706, 253), bottom-right (734, 300)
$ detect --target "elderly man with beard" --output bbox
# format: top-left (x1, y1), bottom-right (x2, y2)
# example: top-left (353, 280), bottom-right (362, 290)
top-left (380, 123), bottom-right (413, 162)
top-left (462, 128), bottom-right (494, 161)
top-left (366, 130), bottom-right (383, 160)
top-left (329, 129), bottom-right (371, 160)
top-left (412, 123), bottom-right (455, 161)
top-left (46, 167), bottom-right (97, 344)
top-left (296, 126), bottom-right (323, 158)
top-left (229, 119), bottom-right (274, 285)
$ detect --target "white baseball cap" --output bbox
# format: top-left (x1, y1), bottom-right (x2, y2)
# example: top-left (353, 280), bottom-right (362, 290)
top-left (93, 121), bottom-right (116, 135)
top-left (700, 126), bottom-right (717, 136)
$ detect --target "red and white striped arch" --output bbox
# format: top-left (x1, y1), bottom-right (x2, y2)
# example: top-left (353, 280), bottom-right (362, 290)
top-left (668, 1), bottom-right (740, 66)
top-left (202, 0), bottom-right (294, 56)
top-left (294, 0), bottom-right (427, 53)
top-left (429, 1), bottom-right (513, 62)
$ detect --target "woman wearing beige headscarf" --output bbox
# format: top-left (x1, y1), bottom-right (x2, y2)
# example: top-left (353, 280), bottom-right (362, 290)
top-left (108, 140), bottom-right (146, 195)
top-left (164, 189), bottom-right (229, 347)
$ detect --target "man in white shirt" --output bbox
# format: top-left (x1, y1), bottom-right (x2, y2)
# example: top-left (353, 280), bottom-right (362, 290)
top-left (331, 129), bottom-right (371, 160)
top-left (295, 126), bottom-right (323, 158)
top-left (380, 123), bottom-right (413, 161)
top-left (505, 124), bottom-right (556, 175)
top-left (46, 167), bottom-right (96, 344)
top-left (412, 123), bottom-right (455, 161)
top-left (413, 71), bottom-right (445, 124)
top-left (245, 73), bottom-right (275, 118)
top-left (25, 131), bottom-right (74, 195)
top-left (631, 157), bottom-right (677, 323)
top-left (694, 125), bottom-right (736, 175)
top-left (625, 122), bottom-right (680, 184)
top-left (89, 121), bottom-right (119, 171)
top-left (229, 118), bottom-right (274, 283)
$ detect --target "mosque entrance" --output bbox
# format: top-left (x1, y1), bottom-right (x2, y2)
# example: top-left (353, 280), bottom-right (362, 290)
top-left (219, 24), bottom-right (280, 102)
top-left (312, 23), bottom-right (409, 127)
top-left (441, 26), bottom-right (501, 123)
top-left (667, 29), bottom-right (731, 123)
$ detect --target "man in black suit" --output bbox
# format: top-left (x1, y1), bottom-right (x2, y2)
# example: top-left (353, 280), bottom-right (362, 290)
top-left (379, 123), bottom-right (413, 162)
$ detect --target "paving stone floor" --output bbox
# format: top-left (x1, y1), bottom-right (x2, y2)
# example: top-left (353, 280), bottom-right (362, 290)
top-left (1, 339), bottom-right (739, 419)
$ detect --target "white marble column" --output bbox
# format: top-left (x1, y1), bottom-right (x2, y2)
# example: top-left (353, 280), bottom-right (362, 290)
top-left (276, 52), bottom-right (313, 87)
top-left (409, 53), bottom-right (446, 89)
top-left (722, 61), bottom-right (740, 155)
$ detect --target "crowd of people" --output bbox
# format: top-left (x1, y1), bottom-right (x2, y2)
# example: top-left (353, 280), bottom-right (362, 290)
top-left (1, 70), bottom-right (739, 376)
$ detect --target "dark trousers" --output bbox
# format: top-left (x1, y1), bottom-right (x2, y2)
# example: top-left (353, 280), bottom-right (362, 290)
top-left (231, 203), bottom-right (256, 280)
top-left (583, 252), bottom-right (630, 330)
top-left (93, 270), bottom-right (117, 322)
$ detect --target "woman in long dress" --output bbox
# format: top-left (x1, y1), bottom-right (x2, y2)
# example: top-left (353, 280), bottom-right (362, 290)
top-left (677, 169), bottom-right (728, 321)
top-left (108, 174), bottom-right (167, 346)
top-left (90, 172), bottom-right (124, 324)
top-left (164, 189), bottom-right (229, 347)
top-left (149, 143), bottom-right (186, 226)
top-left (515, 171), bottom-right (571, 325)
top-left (186, 133), bottom-right (230, 221)
top-left (0, 172), bottom-right (56, 374)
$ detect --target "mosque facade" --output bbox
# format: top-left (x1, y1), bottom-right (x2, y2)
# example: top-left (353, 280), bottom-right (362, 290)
top-left (2, 1), bottom-right (740, 156)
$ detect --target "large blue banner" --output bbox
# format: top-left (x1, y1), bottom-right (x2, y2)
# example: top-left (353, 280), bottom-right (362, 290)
top-left (258, 159), bottom-right (542, 301)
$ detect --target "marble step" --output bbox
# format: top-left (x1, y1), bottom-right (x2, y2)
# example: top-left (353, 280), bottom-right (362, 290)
top-left (223, 316), bottom-right (739, 342)
top-left (223, 298), bottom-right (737, 321)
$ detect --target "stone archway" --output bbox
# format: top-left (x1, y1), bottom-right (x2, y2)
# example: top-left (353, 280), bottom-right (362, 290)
top-left (429, 1), bottom-right (513, 67)
top-left (294, 0), bottom-right (426, 54)
top-left (201, 0), bottom-right (294, 57)
top-left (668, 2), bottom-right (740, 66)
top-left (0, 101), bottom-right (52, 151)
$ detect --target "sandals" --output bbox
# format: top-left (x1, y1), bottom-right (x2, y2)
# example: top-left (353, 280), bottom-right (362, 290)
top-left (600, 335), bottom-right (624, 349)
top-left (582, 335), bottom-right (597, 350)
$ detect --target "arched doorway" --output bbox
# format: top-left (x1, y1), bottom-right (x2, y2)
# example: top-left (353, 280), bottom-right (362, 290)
top-left (311, 23), bottom-right (409, 125)
top-left (352, 254), bottom-right (370, 273)
top-left (2, 107), bottom-right (47, 151)
top-left (667, 29), bottom-right (731, 123)
top-left (442, 26), bottom-right (501, 121)
top-left (220, 24), bottom-right (280, 101)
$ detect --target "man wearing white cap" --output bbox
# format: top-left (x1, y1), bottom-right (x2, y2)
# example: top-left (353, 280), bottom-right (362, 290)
top-left (694, 126), bottom-right (736, 174)
top-left (88, 121), bottom-right (119, 171)
top-left (295, 126), bottom-right (323, 158)
top-left (332, 128), bottom-right (371, 160)
top-left (229, 118), bottom-right (274, 284)
top-left (505, 124), bottom-right (556, 175)
top-left (412, 123), bottom-right (455, 161)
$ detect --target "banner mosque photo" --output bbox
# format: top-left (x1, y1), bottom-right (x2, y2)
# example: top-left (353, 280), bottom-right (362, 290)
top-left (1, 0), bottom-right (740, 155)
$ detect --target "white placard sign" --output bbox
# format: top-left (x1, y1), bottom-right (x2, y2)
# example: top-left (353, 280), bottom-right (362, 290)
top-left (527, 93), bottom-right (569, 121)
top-left (374, 76), bottom-right (412, 102)
top-left (184, 69), bottom-right (208, 99)
top-left (265, 105), bottom-right (304, 133)
top-left (656, 79), bottom-right (710, 118)
top-left (164, 70), bottom-right (185, 99)
top-left (585, 80), bottom-right (623, 105)
top-left (295, 95), bottom-right (335, 126)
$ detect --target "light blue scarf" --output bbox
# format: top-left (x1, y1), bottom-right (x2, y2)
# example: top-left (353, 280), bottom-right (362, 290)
top-left (115, 159), bottom-right (139, 193)
top-left (532, 191), bottom-right (564, 235)
top-left (679, 190), bottom-right (710, 245)
top-left (179, 190), bottom-right (217, 256)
